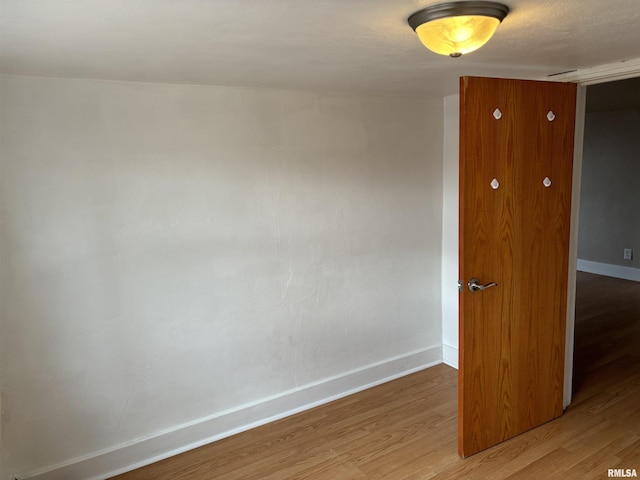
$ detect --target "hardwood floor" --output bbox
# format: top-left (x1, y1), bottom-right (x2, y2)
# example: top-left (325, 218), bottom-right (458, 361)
top-left (112, 272), bottom-right (640, 479)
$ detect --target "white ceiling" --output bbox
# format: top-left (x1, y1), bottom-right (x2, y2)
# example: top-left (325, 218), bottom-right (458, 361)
top-left (1, 0), bottom-right (640, 97)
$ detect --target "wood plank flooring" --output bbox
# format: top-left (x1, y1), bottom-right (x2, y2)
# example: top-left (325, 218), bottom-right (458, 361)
top-left (112, 272), bottom-right (640, 479)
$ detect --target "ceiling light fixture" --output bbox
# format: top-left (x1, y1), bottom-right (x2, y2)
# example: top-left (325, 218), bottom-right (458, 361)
top-left (408, 1), bottom-right (509, 58)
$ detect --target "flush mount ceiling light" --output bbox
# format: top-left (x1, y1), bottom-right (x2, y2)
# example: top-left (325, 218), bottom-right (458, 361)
top-left (408, 1), bottom-right (509, 58)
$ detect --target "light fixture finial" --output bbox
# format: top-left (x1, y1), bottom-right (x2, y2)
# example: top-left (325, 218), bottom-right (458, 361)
top-left (408, 1), bottom-right (509, 58)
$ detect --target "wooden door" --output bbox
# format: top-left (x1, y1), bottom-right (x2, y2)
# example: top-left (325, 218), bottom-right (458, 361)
top-left (459, 77), bottom-right (577, 457)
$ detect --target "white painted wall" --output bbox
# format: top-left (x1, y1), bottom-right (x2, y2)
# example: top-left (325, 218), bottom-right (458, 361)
top-left (442, 95), bottom-right (459, 368)
top-left (0, 75), bottom-right (444, 479)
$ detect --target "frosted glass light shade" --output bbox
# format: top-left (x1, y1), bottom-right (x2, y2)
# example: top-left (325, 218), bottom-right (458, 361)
top-left (408, 2), bottom-right (509, 58)
top-left (415, 15), bottom-right (501, 57)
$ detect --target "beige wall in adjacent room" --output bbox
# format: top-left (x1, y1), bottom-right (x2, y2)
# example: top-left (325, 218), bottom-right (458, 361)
top-left (578, 110), bottom-right (640, 271)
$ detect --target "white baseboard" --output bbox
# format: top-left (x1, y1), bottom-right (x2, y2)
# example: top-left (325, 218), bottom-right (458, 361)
top-left (442, 344), bottom-right (458, 369)
top-left (577, 259), bottom-right (640, 282)
top-left (18, 346), bottom-right (442, 480)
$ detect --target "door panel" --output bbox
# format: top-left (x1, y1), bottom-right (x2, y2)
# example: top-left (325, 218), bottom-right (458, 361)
top-left (459, 77), bottom-right (577, 457)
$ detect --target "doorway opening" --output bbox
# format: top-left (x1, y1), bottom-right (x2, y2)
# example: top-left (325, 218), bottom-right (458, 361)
top-left (571, 76), bottom-right (640, 408)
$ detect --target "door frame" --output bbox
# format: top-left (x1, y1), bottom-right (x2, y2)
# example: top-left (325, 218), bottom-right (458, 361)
top-left (562, 85), bottom-right (586, 408)
top-left (551, 58), bottom-right (640, 408)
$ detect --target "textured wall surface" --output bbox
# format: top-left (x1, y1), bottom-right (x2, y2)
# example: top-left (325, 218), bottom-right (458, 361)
top-left (0, 75), bottom-right (443, 478)
top-left (578, 110), bottom-right (640, 268)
